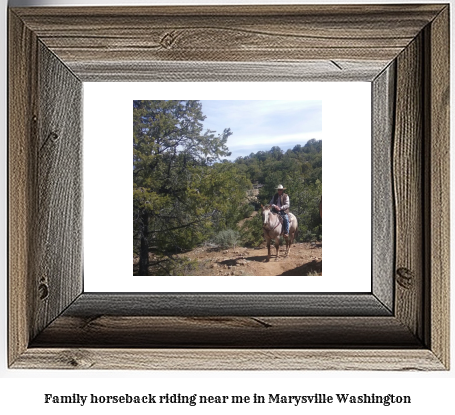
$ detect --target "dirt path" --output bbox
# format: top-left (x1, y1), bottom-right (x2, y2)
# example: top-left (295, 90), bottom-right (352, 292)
top-left (179, 242), bottom-right (322, 276)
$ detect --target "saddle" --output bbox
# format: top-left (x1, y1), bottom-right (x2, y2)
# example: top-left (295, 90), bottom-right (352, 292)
top-left (272, 209), bottom-right (291, 235)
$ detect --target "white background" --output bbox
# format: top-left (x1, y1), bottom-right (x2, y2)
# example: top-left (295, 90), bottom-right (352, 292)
top-left (1, 0), bottom-right (454, 414)
top-left (84, 82), bottom-right (371, 292)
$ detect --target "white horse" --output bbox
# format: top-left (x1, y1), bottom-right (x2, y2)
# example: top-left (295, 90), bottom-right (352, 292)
top-left (261, 205), bottom-right (298, 261)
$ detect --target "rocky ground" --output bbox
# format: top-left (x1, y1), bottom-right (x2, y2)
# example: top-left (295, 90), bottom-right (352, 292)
top-left (135, 242), bottom-right (322, 277)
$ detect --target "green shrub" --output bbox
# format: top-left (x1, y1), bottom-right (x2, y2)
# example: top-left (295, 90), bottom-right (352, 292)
top-left (241, 203), bottom-right (255, 218)
top-left (213, 229), bottom-right (242, 251)
top-left (239, 211), bottom-right (264, 247)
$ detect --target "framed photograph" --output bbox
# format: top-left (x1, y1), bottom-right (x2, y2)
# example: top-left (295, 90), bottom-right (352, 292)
top-left (8, 4), bottom-right (449, 370)
top-left (83, 82), bottom-right (370, 293)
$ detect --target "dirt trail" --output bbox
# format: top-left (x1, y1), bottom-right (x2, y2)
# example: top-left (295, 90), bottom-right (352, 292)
top-left (179, 242), bottom-right (322, 276)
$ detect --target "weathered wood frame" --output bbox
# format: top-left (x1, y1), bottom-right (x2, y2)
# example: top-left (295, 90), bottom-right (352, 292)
top-left (8, 5), bottom-right (449, 370)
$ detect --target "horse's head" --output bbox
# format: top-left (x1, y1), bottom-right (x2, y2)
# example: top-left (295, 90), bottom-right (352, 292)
top-left (261, 204), bottom-right (272, 226)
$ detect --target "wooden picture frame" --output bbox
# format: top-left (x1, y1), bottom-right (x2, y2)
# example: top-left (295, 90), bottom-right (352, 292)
top-left (8, 4), bottom-right (449, 370)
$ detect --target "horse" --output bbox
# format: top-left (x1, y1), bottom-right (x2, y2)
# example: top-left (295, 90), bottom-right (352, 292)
top-left (261, 205), bottom-right (298, 261)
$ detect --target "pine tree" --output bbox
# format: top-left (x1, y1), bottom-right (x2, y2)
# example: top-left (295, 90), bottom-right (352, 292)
top-left (133, 100), bottom-right (232, 275)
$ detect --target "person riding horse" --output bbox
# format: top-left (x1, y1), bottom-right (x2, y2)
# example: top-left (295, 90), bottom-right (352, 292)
top-left (270, 184), bottom-right (290, 238)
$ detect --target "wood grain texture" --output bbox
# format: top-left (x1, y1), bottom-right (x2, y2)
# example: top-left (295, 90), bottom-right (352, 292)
top-left (11, 5), bottom-right (444, 81)
top-left (31, 316), bottom-right (421, 348)
top-left (8, 4), bottom-right (450, 370)
top-left (65, 293), bottom-right (391, 317)
top-left (71, 60), bottom-right (389, 82)
top-left (372, 63), bottom-right (395, 312)
top-left (425, 6), bottom-right (450, 369)
top-left (34, 42), bottom-right (83, 338)
top-left (8, 11), bottom-right (39, 366)
top-left (393, 34), bottom-right (424, 340)
top-left (9, 11), bottom-right (84, 366)
top-left (13, 349), bottom-right (445, 371)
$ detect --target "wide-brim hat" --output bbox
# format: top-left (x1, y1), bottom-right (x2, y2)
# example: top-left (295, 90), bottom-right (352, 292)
top-left (275, 184), bottom-right (286, 190)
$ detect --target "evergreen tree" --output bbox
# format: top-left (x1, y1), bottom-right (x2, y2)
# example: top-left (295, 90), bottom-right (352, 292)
top-left (133, 99), bottom-right (323, 275)
top-left (133, 100), bottom-right (233, 275)
top-left (239, 139), bottom-right (322, 242)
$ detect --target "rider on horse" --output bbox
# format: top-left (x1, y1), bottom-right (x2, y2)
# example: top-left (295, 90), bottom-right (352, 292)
top-left (270, 184), bottom-right (290, 237)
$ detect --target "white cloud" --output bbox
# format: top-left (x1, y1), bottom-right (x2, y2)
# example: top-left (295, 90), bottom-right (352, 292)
top-left (227, 131), bottom-right (322, 160)
top-left (200, 100), bottom-right (322, 159)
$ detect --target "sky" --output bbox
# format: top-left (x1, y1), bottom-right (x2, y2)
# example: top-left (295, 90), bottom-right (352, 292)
top-left (199, 100), bottom-right (322, 160)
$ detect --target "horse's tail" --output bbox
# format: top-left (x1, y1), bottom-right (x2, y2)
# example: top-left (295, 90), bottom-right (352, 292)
top-left (289, 213), bottom-right (298, 244)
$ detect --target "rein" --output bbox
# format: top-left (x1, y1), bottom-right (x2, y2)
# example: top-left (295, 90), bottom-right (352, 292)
top-left (263, 212), bottom-right (281, 237)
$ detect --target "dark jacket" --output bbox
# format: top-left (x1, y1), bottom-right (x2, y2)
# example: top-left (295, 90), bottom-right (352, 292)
top-left (270, 193), bottom-right (290, 214)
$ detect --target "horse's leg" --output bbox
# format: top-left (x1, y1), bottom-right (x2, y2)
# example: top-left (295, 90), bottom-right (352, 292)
top-left (288, 231), bottom-right (295, 255)
top-left (275, 237), bottom-right (280, 261)
top-left (266, 239), bottom-right (271, 262)
top-left (285, 235), bottom-right (290, 257)
top-left (285, 219), bottom-right (293, 257)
